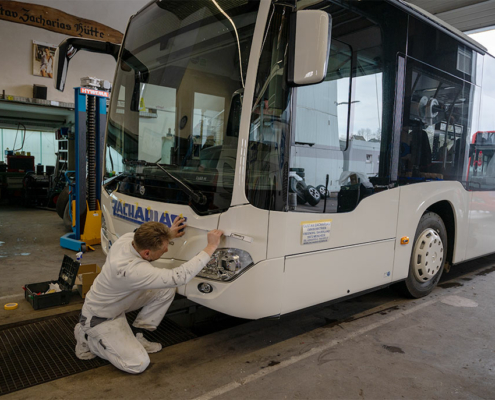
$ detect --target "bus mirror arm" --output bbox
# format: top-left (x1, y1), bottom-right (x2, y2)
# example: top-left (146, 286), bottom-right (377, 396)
top-left (54, 38), bottom-right (121, 92)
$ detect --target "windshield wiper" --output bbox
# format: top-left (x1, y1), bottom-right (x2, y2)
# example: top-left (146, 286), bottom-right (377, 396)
top-left (153, 162), bottom-right (207, 205)
top-left (123, 160), bottom-right (207, 205)
top-left (123, 159), bottom-right (154, 166)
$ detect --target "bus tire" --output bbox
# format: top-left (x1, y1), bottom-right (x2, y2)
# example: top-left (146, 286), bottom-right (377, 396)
top-left (290, 177), bottom-right (307, 204)
top-left (63, 202), bottom-right (73, 232)
top-left (305, 185), bottom-right (321, 206)
top-left (56, 186), bottom-right (70, 219)
top-left (316, 185), bottom-right (328, 198)
top-left (401, 212), bottom-right (447, 298)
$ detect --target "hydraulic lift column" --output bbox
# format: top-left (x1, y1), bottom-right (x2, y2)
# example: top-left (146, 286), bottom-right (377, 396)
top-left (60, 86), bottom-right (108, 252)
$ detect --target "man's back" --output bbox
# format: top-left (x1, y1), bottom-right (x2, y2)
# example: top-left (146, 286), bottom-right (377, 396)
top-left (83, 232), bottom-right (146, 319)
top-left (82, 231), bottom-right (211, 319)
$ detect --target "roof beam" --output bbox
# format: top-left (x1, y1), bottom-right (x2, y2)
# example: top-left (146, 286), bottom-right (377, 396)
top-left (408, 0), bottom-right (495, 32)
top-left (436, 0), bottom-right (495, 32)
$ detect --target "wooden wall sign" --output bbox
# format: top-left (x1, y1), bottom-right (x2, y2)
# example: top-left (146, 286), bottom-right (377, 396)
top-left (0, 1), bottom-right (124, 44)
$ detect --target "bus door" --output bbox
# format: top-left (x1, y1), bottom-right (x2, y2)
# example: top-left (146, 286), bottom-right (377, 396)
top-left (466, 130), bottom-right (495, 258)
top-left (260, 2), bottom-right (407, 315)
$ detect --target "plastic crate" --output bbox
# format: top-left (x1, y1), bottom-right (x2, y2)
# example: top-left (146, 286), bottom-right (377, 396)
top-left (25, 255), bottom-right (81, 310)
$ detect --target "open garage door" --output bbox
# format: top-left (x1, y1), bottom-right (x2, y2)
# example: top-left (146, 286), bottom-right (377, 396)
top-left (407, 0), bottom-right (495, 33)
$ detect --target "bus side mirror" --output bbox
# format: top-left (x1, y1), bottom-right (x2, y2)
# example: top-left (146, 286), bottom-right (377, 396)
top-left (54, 38), bottom-right (121, 92)
top-left (288, 10), bottom-right (332, 86)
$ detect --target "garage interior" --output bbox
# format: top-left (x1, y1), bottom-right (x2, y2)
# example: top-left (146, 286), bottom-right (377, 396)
top-left (1, 0), bottom-right (495, 398)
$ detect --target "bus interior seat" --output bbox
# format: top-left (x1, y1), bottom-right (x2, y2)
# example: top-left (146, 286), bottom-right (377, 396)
top-left (411, 127), bottom-right (432, 174)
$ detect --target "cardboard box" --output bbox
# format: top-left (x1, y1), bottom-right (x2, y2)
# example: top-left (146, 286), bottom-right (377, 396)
top-left (74, 263), bottom-right (101, 298)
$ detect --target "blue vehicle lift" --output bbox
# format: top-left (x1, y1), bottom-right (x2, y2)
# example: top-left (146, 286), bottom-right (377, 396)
top-left (60, 87), bottom-right (108, 252)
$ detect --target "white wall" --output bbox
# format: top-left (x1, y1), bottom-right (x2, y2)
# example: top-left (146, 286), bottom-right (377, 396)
top-left (0, 0), bottom-right (149, 103)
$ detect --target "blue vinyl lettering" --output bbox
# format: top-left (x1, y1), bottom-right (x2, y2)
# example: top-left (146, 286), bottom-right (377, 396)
top-left (135, 207), bottom-right (144, 221)
top-left (111, 199), bottom-right (186, 228)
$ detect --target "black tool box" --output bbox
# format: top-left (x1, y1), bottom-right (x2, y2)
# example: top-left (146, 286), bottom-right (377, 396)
top-left (24, 255), bottom-right (80, 310)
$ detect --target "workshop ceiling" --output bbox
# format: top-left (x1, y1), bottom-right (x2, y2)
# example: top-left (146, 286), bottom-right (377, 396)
top-left (407, 0), bottom-right (495, 32)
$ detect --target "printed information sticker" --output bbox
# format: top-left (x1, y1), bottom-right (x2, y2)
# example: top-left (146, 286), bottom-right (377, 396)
top-left (301, 219), bottom-right (332, 245)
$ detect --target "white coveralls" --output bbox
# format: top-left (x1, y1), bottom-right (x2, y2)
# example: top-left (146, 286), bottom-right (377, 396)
top-left (76, 232), bottom-right (210, 374)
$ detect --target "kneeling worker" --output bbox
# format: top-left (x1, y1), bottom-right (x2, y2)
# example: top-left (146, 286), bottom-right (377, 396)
top-left (74, 218), bottom-right (223, 374)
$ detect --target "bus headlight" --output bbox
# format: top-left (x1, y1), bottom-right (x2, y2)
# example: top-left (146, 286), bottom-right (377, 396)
top-left (197, 248), bottom-right (253, 282)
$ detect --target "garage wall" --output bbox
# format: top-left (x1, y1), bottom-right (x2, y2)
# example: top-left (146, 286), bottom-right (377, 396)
top-left (0, 0), bottom-right (149, 103)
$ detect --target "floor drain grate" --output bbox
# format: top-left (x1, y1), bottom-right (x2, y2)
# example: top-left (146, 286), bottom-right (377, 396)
top-left (0, 311), bottom-right (196, 396)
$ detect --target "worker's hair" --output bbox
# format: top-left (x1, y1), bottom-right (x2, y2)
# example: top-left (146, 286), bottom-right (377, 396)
top-left (133, 222), bottom-right (173, 252)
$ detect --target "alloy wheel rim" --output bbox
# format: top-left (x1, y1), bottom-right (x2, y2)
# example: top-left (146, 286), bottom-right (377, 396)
top-left (309, 187), bottom-right (320, 199)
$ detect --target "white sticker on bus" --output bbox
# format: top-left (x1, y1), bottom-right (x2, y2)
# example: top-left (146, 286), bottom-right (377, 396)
top-left (300, 219), bottom-right (332, 245)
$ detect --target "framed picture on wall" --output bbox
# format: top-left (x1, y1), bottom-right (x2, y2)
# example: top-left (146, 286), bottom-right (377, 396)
top-left (32, 40), bottom-right (57, 78)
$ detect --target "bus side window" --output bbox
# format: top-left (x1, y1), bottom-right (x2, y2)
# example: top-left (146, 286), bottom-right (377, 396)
top-left (470, 55), bottom-right (495, 191)
top-left (400, 61), bottom-right (473, 184)
top-left (289, 16), bottom-right (385, 214)
top-left (469, 132), bottom-right (495, 190)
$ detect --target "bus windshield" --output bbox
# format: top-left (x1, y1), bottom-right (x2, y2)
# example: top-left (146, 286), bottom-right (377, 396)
top-left (105, 0), bottom-right (260, 215)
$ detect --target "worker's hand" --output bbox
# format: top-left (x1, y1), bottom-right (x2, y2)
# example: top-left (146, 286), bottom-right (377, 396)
top-left (169, 216), bottom-right (187, 238)
top-left (204, 229), bottom-right (224, 256)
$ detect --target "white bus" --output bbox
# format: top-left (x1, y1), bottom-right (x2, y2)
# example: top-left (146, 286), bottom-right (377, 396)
top-left (55, 0), bottom-right (495, 319)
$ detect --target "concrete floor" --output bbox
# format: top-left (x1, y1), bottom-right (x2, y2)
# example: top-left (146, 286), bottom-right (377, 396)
top-left (0, 205), bottom-right (106, 327)
top-left (1, 205), bottom-right (495, 399)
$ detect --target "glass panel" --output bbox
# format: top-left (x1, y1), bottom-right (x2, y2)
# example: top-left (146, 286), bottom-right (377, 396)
top-left (41, 132), bottom-right (57, 168)
top-left (3, 129), bottom-right (24, 155)
top-left (469, 55), bottom-right (495, 190)
top-left (408, 17), bottom-right (478, 84)
top-left (22, 132), bottom-right (39, 165)
top-left (353, 73), bottom-right (382, 143)
top-left (1, 129), bottom-right (56, 168)
top-left (400, 60), bottom-right (473, 185)
top-left (245, 3), bottom-right (291, 211)
top-left (291, 40), bottom-right (351, 210)
top-left (294, 41), bottom-right (352, 149)
top-left (193, 92), bottom-right (225, 162)
top-left (290, 19), bottom-right (384, 214)
top-left (105, 0), bottom-right (260, 215)
top-left (137, 84), bottom-right (177, 164)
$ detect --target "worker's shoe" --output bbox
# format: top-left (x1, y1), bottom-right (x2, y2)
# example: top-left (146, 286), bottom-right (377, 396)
top-left (136, 332), bottom-right (162, 353)
top-left (74, 323), bottom-right (96, 360)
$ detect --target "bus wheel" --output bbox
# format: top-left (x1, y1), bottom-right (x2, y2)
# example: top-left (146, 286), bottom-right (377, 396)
top-left (290, 177), bottom-right (307, 205)
top-left (305, 185), bottom-right (321, 206)
top-left (63, 202), bottom-right (73, 232)
top-left (402, 212), bottom-right (447, 298)
top-left (316, 185), bottom-right (328, 198)
top-left (56, 186), bottom-right (70, 219)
